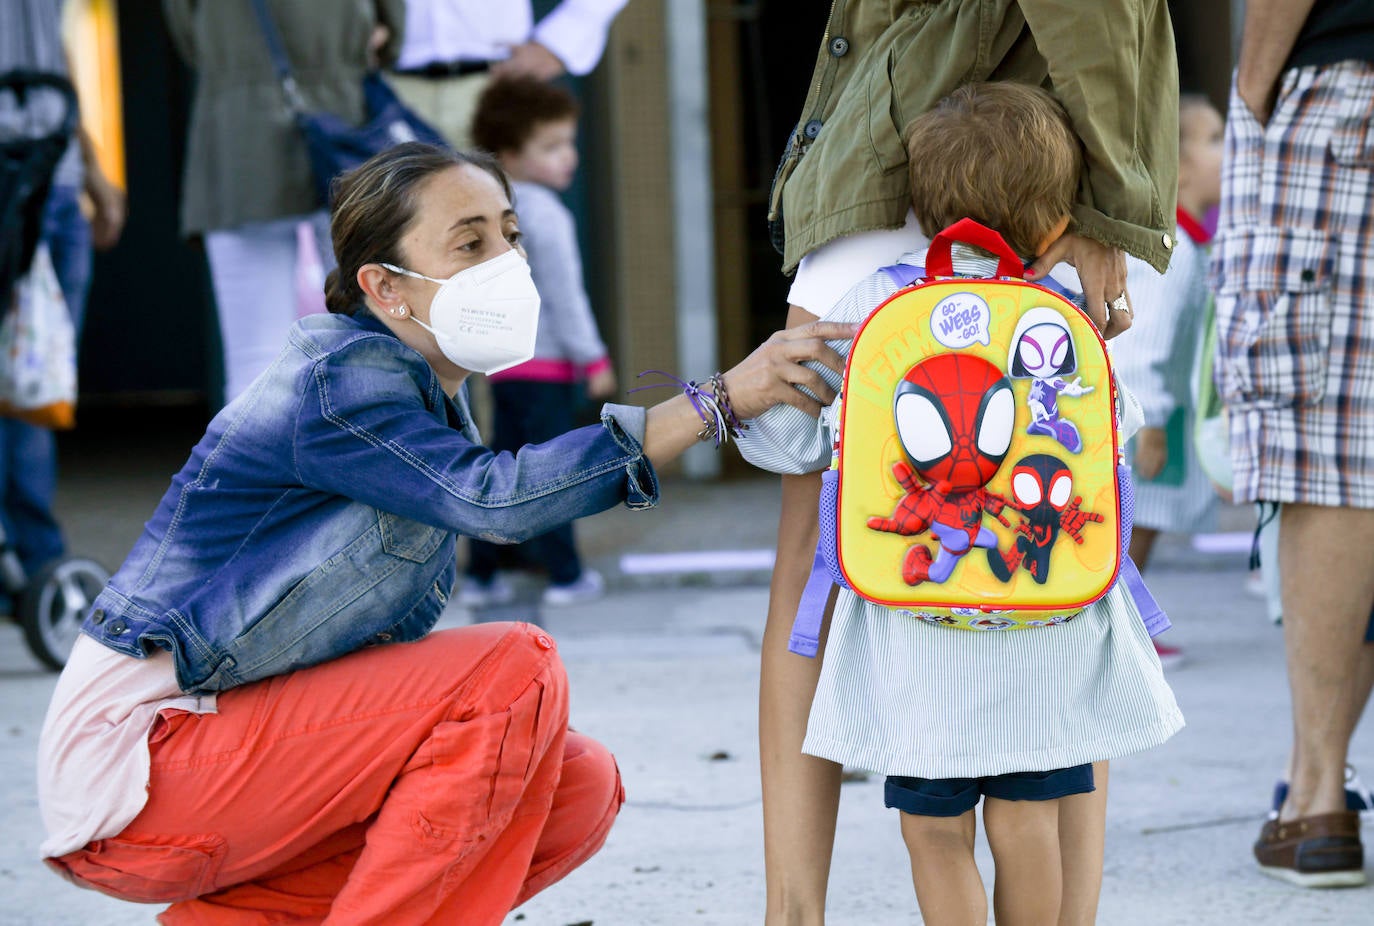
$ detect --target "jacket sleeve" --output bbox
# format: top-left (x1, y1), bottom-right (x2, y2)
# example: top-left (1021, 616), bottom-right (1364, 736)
top-left (293, 336), bottom-right (657, 543)
top-left (1019, 0), bottom-right (1179, 272)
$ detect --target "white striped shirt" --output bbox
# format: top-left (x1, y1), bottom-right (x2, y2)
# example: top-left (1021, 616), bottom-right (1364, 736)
top-left (1113, 230), bottom-right (1219, 533)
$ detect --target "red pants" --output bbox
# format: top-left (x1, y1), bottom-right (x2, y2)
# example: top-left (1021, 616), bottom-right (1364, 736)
top-left (48, 622), bottom-right (623, 925)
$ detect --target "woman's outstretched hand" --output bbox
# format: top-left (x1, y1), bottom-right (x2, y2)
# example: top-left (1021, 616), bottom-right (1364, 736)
top-left (640, 320), bottom-right (857, 467)
top-left (721, 320), bottom-right (859, 420)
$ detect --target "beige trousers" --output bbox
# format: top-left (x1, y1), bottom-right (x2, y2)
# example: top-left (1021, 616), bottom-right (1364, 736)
top-left (386, 71), bottom-right (491, 149)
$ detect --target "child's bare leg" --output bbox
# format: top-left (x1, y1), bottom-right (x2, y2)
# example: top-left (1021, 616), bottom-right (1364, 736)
top-left (761, 470), bottom-right (841, 925)
top-left (984, 796), bottom-right (1063, 926)
top-left (900, 809), bottom-right (986, 925)
top-left (1056, 761), bottom-right (1107, 926)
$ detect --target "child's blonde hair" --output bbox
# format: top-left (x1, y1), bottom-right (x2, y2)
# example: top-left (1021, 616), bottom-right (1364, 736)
top-left (904, 82), bottom-right (1082, 258)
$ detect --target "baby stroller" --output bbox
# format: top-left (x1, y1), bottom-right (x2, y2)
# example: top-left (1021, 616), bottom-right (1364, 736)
top-left (0, 69), bottom-right (110, 670)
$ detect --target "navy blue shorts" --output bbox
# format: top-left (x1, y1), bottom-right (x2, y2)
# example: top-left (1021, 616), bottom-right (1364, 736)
top-left (885, 764), bottom-right (1095, 818)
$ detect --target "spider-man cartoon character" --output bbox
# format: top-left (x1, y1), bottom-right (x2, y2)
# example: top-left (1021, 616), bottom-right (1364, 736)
top-left (1008, 306), bottom-right (1093, 453)
top-left (867, 353), bottom-right (1015, 585)
top-left (986, 453), bottom-right (1104, 584)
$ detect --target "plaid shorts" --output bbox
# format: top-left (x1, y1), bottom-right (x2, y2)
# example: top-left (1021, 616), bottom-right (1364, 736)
top-left (1212, 61), bottom-right (1374, 508)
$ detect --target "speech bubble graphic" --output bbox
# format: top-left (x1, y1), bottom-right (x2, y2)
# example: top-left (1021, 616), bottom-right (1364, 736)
top-left (930, 292), bottom-right (992, 349)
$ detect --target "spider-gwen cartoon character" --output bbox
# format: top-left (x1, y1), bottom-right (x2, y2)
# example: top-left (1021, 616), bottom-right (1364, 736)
top-left (986, 453), bottom-right (1104, 584)
top-left (1008, 306), bottom-right (1094, 453)
top-left (867, 353), bottom-right (1015, 585)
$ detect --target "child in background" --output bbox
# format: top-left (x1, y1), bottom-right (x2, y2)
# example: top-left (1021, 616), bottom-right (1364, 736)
top-left (1110, 94), bottom-right (1224, 669)
top-left (736, 83), bottom-right (1183, 925)
top-left (463, 77), bottom-right (617, 608)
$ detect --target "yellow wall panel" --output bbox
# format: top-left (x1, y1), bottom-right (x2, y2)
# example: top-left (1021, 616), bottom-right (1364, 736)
top-left (62, 0), bottom-right (124, 189)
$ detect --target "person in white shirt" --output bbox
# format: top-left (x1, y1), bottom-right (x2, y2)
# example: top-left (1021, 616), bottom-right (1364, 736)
top-left (387, 0), bottom-right (629, 146)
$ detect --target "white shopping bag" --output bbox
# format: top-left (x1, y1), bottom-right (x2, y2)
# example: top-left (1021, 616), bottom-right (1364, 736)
top-left (0, 243), bottom-right (76, 429)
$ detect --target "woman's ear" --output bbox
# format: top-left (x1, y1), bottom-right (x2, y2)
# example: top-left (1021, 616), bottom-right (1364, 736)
top-left (357, 264), bottom-right (401, 312)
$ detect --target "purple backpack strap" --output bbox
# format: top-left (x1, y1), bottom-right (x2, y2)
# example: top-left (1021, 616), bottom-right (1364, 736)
top-left (880, 263), bottom-right (925, 288)
top-left (1116, 462), bottom-right (1171, 636)
top-left (790, 469), bottom-right (848, 657)
top-left (790, 549), bottom-right (832, 657)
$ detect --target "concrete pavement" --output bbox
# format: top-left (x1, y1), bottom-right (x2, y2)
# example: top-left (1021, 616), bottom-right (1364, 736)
top-left (1, 409), bottom-right (1371, 924)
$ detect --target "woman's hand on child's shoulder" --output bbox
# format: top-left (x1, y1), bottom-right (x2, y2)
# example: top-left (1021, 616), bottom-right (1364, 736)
top-left (723, 320), bottom-right (858, 419)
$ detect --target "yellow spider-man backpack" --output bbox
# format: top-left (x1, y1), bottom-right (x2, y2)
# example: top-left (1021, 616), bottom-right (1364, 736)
top-left (790, 220), bottom-right (1166, 655)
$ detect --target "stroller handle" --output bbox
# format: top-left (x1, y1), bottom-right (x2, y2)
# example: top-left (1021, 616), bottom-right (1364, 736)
top-left (0, 69), bottom-right (79, 147)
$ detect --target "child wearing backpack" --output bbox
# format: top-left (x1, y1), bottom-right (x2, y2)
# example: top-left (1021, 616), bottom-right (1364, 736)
top-left (736, 82), bottom-right (1183, 925)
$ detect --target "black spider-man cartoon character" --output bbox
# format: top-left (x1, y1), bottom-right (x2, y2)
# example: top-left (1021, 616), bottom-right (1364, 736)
top-left (986, 453), bottom-right (1104, 584)
top-left (867, 353), bottom-right (1015, 585)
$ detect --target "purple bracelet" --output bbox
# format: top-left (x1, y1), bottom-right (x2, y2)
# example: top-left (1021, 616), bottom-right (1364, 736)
top-left (630, 370), bottom-right (743, 448)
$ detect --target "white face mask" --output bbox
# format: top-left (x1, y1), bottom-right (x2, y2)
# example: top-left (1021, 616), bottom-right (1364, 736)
top-left (382, 249), bottom-right (541, 375)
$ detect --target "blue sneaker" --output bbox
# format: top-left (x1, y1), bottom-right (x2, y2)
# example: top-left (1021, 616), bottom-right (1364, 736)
top-left (1270, 765), bottom-right (1374, 823)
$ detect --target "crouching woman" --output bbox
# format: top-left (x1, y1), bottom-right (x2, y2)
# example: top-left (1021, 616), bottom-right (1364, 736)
top-left (37, 143), bottom-right (852, 925)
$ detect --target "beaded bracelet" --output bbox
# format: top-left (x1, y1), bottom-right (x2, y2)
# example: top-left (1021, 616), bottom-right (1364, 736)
top-left (629, 370), bottom-right (749, 448)
top-left (703, 372), bottom-right (748, 444)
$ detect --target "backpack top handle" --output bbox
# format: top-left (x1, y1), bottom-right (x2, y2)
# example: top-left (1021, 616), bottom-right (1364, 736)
top-left (925, 218), bottom-right (1025, 279)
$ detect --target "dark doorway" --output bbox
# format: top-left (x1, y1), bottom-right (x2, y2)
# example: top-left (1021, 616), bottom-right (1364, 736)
top-left (708, 0), bottom-right (828, 367)
top-left (81, 2), bottom-right (218, 411)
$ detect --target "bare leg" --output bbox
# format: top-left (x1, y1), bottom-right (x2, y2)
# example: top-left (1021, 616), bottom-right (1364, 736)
top-left (900, 809), bottom-right (986, 926)
top-left (1284, 638), bottom-right (1374, 782)
top-left (1055, 761), bottom-right (1108, 926)
top-left (984, 797), bottom-right (1064, 926)
top-left (1128, 526), bottom-right (1159, 573)
top-left (1277, 504), bottom-right (1374, 821)
top-left (761, 470), bottom-right (842, 925)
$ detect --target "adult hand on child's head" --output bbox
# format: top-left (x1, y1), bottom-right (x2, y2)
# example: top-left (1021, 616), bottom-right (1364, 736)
top-left (1025, 233), bottom-right (1132, 339)
top-left (720, 320), bottom-right (858, 420)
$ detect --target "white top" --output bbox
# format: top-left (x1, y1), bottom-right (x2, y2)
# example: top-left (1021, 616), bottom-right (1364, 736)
top-left (396, 0), bottom-right (630, 76)
top-left (37, 636), bottom-right (216, 859)
top-left (787, 210), bottom-right (926, 314)
top-left (786, 209), bottom-right (1084, 318)
top-left (738, 244), bottom-right (1183, 778)
top-left (1114, 231), bottom-right (1207, 429)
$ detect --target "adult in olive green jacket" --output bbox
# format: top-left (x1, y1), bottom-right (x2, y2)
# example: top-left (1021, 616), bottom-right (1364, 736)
top-left (772, 0), bottom-right (1179, 281)
top-left (757, 3), bottom-right (1178, 923)
top-left (162, 0), bottom-right (406, 402)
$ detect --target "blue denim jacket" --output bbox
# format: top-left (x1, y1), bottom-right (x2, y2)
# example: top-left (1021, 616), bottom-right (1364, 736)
top-left (82, 312), bottom-right (659, 693)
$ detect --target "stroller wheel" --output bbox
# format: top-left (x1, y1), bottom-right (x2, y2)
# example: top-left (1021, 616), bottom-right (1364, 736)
top-left (20, 557), bottom-right (109, 671)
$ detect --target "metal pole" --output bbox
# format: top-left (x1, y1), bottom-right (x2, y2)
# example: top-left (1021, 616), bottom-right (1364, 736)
top-left (665, 0), bottom-right (719, 478)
